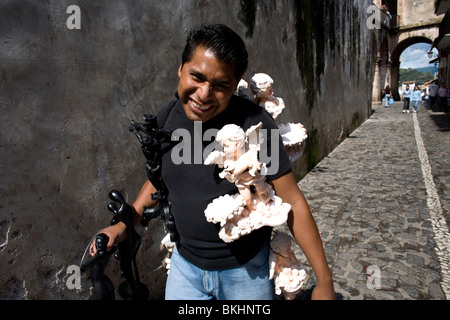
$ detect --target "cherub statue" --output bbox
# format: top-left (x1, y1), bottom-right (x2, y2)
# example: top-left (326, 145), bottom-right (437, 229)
top-left (160, 233), bottom-right (174, 274)
top-left (204, 123), bottom-right (291, 243)
top-left (204, 122), bottom-right (271, 210)
top-left (269, 232), bottom-right (307, 300)
top-left (250, 73), bottom-right (285, 120)
top-left (278, 122), bottom-right (308, 162)
top-left (237, 73), bottom-right (308, 162)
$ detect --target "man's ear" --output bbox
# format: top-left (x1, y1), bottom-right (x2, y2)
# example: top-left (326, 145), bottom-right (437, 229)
top-left (178, 65), bottom-right (182, 78)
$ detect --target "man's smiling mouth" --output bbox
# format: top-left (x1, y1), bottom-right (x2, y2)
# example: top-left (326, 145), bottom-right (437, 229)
top-left (191, 100), bottom-right (213, 111)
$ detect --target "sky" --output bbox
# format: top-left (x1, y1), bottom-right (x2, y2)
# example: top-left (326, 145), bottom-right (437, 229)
top-left (400, 42), bottom-right (439, 69)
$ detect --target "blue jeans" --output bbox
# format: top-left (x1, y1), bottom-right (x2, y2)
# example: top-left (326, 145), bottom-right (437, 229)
top-left (403, 97), bottom-right (410, 110)
top-left (385, 94), bottom-right (390, 107)
top-left (438, 96), bottom-right (447, 112)
top-left (165, 244), bottom-right (274, 300)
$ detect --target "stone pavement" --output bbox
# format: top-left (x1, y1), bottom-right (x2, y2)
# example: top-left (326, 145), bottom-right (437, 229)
top-left (277, 101), bottom-right (450, 300)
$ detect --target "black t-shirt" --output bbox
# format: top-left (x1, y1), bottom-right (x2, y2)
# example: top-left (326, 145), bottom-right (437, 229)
top-left (157, 95), bottom-right (291, 270)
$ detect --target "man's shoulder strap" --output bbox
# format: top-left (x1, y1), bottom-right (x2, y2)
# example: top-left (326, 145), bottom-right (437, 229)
top-left (157, 99), bottom-right (178, 128)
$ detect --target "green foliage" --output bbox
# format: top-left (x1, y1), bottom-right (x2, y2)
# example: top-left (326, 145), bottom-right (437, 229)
top-left (399, 68), bottom-right (435, 85)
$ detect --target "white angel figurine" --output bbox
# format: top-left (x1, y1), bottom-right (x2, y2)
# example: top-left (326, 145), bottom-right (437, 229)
top-left (250, 73), bottom-right (285, 120)
top-left (278, 122), bottom-right (308, 162)
top-left (249, 73), bottom-right (307, 162)
top-left (160, 233), bottom-right (175, 274)
top-left (204, 122), bottom-right (271, 210)
top-left (269, 232), bottom-right (307, 300)
top-left (204, 122), bottom-right (291, 242)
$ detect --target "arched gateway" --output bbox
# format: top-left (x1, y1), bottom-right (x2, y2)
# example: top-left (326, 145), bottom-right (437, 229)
top-left (371, 0), bottom-right (442, 102)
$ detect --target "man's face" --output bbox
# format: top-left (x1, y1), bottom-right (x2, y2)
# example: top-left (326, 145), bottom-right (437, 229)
top-left (177, 46), bottom-right (238, 123)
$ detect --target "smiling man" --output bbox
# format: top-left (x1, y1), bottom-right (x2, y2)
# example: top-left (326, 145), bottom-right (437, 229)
top-left (90, 24), bottom-right (335, 300)
top-left (178, 46), bottom-right (235, 122)
top-left (177, 26), bottom-right (246, 123)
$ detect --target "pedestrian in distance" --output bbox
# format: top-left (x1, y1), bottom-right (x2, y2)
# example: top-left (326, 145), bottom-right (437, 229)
top-left (401, 84), bottom-right (411, 113)
top-left (88, 24), bottom-right (335, 300)
top-left (438, 82), bottom-right (448, 112)
top-left (411, 85), bottom-right (422, 113)
top-left (382, 85), bottom-right (391, 108)
top-left (428, 80), bottom-right (439, 111)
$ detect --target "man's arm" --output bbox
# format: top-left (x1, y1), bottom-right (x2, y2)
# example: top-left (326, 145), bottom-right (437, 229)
top-left (131, 179), bottom-right (159, 222)
top-left (270, 171), bottom-right (335, 300)
top-left (89, 180), bottom-right (158, 256)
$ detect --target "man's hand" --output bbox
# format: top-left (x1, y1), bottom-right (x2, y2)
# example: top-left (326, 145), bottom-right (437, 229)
top-left (89, 222), bottom-right (127, 257)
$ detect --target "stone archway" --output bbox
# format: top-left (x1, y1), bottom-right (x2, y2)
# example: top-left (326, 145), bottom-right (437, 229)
top-left (390, 36), bottom-right (436, 100)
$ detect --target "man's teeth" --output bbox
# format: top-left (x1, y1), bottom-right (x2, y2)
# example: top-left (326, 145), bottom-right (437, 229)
top-left (192, 101), bottom-right (212, 111)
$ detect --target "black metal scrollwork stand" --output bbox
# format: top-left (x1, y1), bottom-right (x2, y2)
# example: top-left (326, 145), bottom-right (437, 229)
top-left (81, 114), bottom-right (180, 300)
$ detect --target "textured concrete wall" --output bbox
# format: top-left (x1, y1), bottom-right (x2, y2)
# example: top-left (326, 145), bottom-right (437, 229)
top-left (399, 0), bottom-right (442, 28)
top-left (0, 0), bottom-right (373, 299)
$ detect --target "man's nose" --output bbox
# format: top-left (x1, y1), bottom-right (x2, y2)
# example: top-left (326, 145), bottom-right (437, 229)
top-left (197, 82), bottom-right (213, 100)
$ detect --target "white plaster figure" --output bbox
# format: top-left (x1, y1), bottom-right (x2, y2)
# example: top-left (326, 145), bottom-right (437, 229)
top-left (278, 122), bottom-right (308, 162)
top-left (269, 232), bottom-right (307, 300)
top-left (244, 73), bottom-right (307, 162)
top-left (204, 123), bottom-right (291, 243)
top-left (160, 233), bottom-right (175, 274)
top-left (250, 73), bottom-right (285, 119)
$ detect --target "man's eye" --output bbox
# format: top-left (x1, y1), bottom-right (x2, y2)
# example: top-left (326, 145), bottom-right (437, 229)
top-left (191, 74), bottom-right (202, 81)
top-left (213, 84), bottom-right (230, 91)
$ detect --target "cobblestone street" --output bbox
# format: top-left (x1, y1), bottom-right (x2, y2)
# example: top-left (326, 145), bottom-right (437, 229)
top-left (278, 102), bottom-right (450, 300)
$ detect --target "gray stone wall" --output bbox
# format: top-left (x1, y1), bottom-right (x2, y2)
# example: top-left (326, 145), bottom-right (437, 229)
top-left (0, 0), bottom-right (373, 299)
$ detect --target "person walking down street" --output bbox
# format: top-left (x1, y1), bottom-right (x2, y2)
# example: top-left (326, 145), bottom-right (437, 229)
top-left (401, 85), bottom-right (411, 114)
top-left (411, 85), bottom-right (422, 113)
top-left (438, 82), bottom-right (448, 112)
top-left (383, 85), bottom-right (391, 108)
top-left (88, 24), bottom-right (335, 300)
top-left (428, 81), bottom-right (439, 110)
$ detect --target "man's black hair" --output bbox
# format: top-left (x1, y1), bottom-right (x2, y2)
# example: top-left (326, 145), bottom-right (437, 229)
top-left (181, 24), bottom-right (248, 80)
